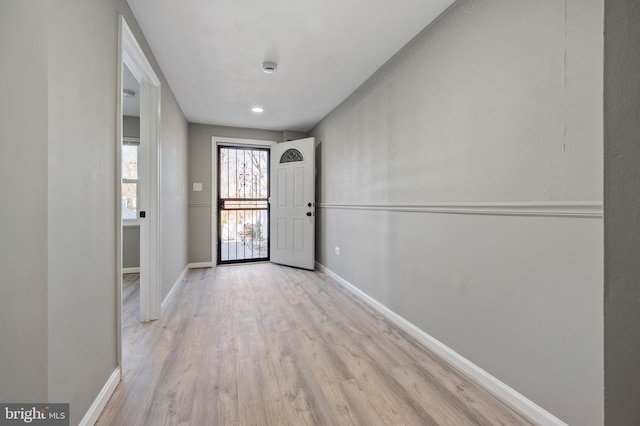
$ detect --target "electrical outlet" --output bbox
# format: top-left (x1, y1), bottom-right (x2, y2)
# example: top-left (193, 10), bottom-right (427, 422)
top-left (335, 247), bottom-right (340, 255)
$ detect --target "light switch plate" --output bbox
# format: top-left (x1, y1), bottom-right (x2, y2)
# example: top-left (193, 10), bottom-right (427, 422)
top-left (193, 183), bottom-right (203, 191)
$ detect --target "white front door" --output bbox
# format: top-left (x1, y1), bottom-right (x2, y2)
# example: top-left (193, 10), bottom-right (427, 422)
top-left (270, 137), bottom-right (315, 270)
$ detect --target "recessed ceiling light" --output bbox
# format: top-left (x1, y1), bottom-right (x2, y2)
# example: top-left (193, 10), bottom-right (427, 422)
top-left (252, 107), bottom-right (264, 113)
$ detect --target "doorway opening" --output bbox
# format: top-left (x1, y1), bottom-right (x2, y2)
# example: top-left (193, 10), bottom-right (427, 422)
top-left (217, 145), bottom-right (270, 264)
top-left (121, 63), bottom-right (141, 325)
top-left (117, 16), bottom-right (162, 375)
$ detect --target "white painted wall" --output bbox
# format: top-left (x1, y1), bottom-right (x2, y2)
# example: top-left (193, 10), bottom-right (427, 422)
top-left (312, 0), bottom-right (603, 424)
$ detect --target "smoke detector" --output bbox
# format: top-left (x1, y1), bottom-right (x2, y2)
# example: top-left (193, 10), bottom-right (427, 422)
top-left (262, 62), bottom-right (278, 74)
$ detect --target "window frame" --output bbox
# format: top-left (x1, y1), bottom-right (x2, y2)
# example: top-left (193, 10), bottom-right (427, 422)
top-left (122, 136), bottom-right (140, 226)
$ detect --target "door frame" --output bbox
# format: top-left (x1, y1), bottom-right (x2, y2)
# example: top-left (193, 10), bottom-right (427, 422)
top-left (117, 16), bottom-right (162, 368)
top-left (211, 137), bottom-right (276, 265)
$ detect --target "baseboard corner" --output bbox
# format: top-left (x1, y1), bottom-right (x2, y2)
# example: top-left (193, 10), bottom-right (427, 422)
top-left (187, 262), bottom-right (214, 269)
top-left (78, 367), bottom-right (120, 426)
top-left (161, 265), bottom-right (189, 314)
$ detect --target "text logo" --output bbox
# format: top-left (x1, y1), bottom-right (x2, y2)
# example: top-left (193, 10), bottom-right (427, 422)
top-left (0, 404), bottom-right (69, 426)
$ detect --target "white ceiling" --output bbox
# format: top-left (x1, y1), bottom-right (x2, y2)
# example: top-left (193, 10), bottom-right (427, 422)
top-left (126, 0), bottom-right (456, 132)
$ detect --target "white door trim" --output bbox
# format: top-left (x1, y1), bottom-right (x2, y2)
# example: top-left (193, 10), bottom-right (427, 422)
top-left (211, 137), bottom-right (276, 266)
top-left (117, 16), bottom-right (162, 370)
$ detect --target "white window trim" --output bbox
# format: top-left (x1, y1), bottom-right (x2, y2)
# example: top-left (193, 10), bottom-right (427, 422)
top-left (123, 136), bottom-right (140, 145)
top-left (122, 137), bottom-right (140, 226)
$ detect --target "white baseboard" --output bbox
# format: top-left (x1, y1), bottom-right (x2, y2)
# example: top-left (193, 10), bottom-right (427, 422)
top-left (188, 262), bottom-right (213, 269)
top-left (161, 266), bottom-right (188, 315)
top-left (78, 367), bottom-right (121, 426)
top-left (161, 262), bottom-right (214, 316)
top-left (315, 262), bottom-right (567, 426)
top-left (122, 267), bottom-right (140, 274)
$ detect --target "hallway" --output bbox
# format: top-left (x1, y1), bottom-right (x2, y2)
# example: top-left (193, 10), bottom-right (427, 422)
top-left (98, 264), bottom-right (530, 425)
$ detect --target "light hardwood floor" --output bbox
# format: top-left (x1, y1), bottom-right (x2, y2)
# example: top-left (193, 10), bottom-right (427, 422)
top-left (99, 264), bottom-right (532, 425)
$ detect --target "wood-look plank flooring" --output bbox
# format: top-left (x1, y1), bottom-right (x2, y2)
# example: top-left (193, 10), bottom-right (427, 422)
top-left (99, 264), bottom-right (532, 426)
top-left (122, 273), bottom-right (140, 342)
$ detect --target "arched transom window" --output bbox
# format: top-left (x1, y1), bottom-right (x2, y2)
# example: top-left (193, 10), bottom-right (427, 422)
top-left (279, 148), bottom-right (304, 163)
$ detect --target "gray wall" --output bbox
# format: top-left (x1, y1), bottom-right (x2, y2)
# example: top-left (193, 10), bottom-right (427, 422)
top-left (311, 0), bottom-right (603, 424)
top-left (123, 225), bottom-right (140, 269)
top-left (0, 0), bottom-right (49, 402)
top-left (283, 130), bottom-right (309, 141)
top-left (159, 85), bottom-right (189, 298)
top-left (0, 1), bottom-right (188, 424)
top-left (123, 116), bottom-right (140, 270)
top-left (188, 123), bottom-right (307, 263)
top-left (123, 115), bottom-right (140, 138)
top-left (604, 1), bottom-right (640, 424)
